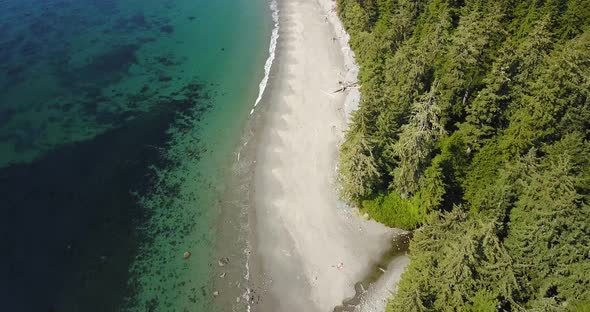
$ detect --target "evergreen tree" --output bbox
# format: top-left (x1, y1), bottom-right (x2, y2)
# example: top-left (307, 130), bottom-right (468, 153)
top-left (338, 123), bottom-right (381, 203)
top-left (393, 81), bottom-right (445, 196)
top-left (336, 0), bottom-right (590, 309)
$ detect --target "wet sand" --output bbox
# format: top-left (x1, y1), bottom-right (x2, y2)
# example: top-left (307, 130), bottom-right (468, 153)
top-left (248, 0), bottom-right (409, 311)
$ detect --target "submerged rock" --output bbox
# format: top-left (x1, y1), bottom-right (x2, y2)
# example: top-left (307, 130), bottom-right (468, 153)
top-left (218, 257), bottom-right (229, 266)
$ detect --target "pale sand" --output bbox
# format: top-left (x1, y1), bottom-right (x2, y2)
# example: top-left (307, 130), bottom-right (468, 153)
top-left (251, 0), bottom-right (409, 311)
top-left (353, 256), bottom-right (411, 312)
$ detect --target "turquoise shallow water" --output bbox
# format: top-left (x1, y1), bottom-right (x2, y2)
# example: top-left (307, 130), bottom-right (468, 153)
top-left (0, 0), bottom-right (271, 311)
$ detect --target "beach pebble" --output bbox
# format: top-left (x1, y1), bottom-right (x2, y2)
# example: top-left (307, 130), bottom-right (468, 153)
top-left (183, 251), bottom-right (191, 259)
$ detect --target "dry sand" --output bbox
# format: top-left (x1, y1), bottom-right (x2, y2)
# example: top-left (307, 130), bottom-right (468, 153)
top-left (248, 0), bottom-right (410, 311)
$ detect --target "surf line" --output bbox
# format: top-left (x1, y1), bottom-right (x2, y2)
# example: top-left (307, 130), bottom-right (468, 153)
top-left (243, 2), bottom-right (280, 311)
top-left (250, 0), bottom-right (279, 116)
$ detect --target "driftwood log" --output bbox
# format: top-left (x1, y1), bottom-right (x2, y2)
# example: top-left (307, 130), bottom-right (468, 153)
top-left (332, 81), bottom-right (358, 93)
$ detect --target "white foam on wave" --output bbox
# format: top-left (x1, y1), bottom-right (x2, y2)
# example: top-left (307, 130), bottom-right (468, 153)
top-left (250, 0), bottom-right (279, 115)
top-left (242, 245), bottom-right (253, 312)
top-left (242, 3), bottom-right (279, 311)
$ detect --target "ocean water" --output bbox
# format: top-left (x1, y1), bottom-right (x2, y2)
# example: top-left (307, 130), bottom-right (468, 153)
top-left (0, 0), bottom-right (272, 311)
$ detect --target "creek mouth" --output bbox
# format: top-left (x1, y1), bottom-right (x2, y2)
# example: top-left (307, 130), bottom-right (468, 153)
top-left (333, 232), bottom-right (412, 312)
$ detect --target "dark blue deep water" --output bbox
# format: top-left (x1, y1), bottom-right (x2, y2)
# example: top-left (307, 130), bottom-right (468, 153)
top-left (0, 0), bottom-right (271, 311)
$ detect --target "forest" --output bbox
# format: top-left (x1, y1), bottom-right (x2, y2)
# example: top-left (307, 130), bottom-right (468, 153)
top-left (336, 0), bottom-right (590, 310)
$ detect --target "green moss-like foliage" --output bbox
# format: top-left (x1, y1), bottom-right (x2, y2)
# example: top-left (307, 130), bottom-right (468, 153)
top-left (362, 192), bottom-right (425, 229)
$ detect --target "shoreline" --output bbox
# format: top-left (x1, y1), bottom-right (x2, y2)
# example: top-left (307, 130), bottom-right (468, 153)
top-left (316, 0), bottom-right (360, 120)
top-left (211, 1), bottom-right (278, 310)
top-left (246, 0), bottom-right (410, 311)
top-left (212, 0), bottom-right (410, 311)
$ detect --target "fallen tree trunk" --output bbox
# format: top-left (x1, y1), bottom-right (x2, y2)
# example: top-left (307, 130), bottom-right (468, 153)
top-left (332, 81), bottom-right (358, 93)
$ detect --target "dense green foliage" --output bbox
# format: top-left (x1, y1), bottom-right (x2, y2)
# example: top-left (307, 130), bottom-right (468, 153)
top-left (362, 191), bottom-right (426, 229)
top-left (336, 0), bottom-right (590, 310)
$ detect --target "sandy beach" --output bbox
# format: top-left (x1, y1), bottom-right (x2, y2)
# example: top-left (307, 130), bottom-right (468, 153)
top-left (248, 0), bottom-right (409, 311)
